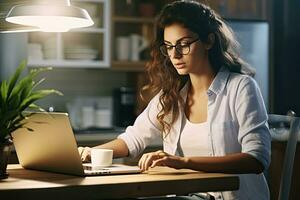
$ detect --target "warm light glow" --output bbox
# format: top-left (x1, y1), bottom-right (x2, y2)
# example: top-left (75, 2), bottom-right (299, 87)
top-left (5, 4), bottom-right (94, 32)
top-left (6, 16), bottom-right (93, 32)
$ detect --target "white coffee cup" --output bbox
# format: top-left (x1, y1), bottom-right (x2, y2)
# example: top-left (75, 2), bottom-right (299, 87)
top-left (116, 36), bottom-right (130, 61)
top-left (130, 34), bottom-right (148, 61)
top-left (91, 149), bottom-right (113, 169)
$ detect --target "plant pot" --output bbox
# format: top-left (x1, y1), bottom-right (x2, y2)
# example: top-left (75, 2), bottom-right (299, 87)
top-left (0, 140), bottom-right (12, 179)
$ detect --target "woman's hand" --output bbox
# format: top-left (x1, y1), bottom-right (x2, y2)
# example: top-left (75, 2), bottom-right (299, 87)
top-left (138, 150), bottom-right (188, 172)
top-left (78, 146), bottom-right (91, 162)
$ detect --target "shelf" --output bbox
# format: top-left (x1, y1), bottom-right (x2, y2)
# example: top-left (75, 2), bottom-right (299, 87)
top-left (72, 0), bottom-right (107, 3)
top-left (28, 59), bottom-right (110, 68)
top-left (111, 61), bottom-right (147, 71)
top-left (28, 60), bottom-right (147, 71)
top-left (70, 28), bottom-right (106, 33)
top-left (27, 0), bottom-right (111, 69)
top-left (113, 16), bottom-right (154, 24)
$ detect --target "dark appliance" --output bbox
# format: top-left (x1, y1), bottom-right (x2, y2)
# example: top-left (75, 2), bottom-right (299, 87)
top-left (113, 87), bottom-right (136, 127)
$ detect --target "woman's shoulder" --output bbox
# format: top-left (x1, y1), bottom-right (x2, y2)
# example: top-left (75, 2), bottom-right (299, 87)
top-left (144, 91), bottom-right (163, 114)
top-left (227, 71), bottom-right (258, 90)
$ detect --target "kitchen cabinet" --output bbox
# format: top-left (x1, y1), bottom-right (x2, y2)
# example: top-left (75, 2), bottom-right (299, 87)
top-left (110, 0), bottom-right (157, 71)
top-left (27, 0), bottom-right (111, 68)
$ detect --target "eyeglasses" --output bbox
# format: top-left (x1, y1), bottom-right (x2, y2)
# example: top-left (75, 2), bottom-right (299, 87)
top-left (159, 38), bottom-right (200, 57)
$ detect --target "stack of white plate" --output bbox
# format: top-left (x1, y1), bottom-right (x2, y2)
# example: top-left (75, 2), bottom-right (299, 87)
top-left (65, 46), bottom-right (98, 60)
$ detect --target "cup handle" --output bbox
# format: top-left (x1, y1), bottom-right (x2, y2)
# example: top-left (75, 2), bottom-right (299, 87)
top-left (138, 37), bottom-right (148, 52)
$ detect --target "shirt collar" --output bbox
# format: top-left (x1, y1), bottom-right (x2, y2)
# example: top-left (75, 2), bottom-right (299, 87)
top-left (208, 66), bottom-right (230, 96)
top-left (180, 66), bottom-right (230, 98)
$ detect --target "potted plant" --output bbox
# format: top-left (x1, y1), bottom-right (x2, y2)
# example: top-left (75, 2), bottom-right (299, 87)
top-left (0, 60), bottom-right (62, 179)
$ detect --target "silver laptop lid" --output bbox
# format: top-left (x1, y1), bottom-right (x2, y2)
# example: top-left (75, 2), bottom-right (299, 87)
top-left (12, 112), bottom-right (84, 176)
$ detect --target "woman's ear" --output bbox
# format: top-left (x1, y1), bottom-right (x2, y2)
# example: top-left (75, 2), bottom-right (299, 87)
top-left (205, 33), bottom-right (215, 50)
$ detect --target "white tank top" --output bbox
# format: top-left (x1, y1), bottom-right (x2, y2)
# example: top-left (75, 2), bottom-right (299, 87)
top-left (178, 115), bottom-right (210, 157)
top-left (179, 116), bottom-right (217, 199)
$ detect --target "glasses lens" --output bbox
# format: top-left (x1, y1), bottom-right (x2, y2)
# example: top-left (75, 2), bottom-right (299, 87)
top-left (180, 45), bottom-right (190, 55)
top-left (159, 45), bottom-right (169, 56)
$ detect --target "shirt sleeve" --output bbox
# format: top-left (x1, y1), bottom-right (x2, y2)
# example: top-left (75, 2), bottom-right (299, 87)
top-left (235, 76), bottom-right (271, 169)
top-left (118, 93), bottom-right (162, 158)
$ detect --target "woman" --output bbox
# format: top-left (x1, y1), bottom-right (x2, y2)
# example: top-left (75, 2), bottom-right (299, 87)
top-left (79, 1), bottom-right (271, 199)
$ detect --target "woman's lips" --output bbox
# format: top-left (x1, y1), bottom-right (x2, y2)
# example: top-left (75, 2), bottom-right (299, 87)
top-left (174, 63), bottom-right (185, 69)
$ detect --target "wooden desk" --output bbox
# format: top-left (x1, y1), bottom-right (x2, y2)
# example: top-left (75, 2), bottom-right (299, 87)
top-left (0, 165), bottom-right (239, 200)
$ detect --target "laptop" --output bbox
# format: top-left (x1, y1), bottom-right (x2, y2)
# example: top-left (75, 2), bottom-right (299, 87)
top-left (12, 112), bottom-right (141, 176)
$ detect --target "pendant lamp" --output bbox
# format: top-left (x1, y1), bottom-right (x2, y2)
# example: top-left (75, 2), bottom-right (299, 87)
top-left (5, 0), bottom-right (94, 32)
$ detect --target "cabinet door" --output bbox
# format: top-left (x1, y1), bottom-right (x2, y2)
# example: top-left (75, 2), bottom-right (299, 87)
top-left (27, 0), bottom-right (111, 68)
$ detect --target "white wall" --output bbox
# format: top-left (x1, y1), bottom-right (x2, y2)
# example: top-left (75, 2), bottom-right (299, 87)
top-left (0, 33), bottom-right (27, 81)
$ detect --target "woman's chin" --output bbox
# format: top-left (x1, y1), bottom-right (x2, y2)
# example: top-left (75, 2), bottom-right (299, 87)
top-left (176, 68), bottom-right (189, 75)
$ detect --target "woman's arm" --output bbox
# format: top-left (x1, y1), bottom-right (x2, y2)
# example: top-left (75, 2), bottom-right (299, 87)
top-left (184, 153), bottom-right (264, 174)
top-left (139, 150), bottom-right (264, 174)
top-left (78, 138), bottom-right (129, 162)
top-left (79, 93), bottom-right (163, 162)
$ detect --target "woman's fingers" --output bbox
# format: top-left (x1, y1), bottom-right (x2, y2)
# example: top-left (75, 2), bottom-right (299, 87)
top-left (151, 152), bottom-right (168, 168)
top-left (78, 146), bottom-right (91, 162)
top-left (139, 153), bottom-right (153, 171)
top-left (151, 157), bottom-right (167, 168)
top-left (138, 150), bottom-right (168, 171)
top-left (138, 153), bottom-right (148, 169)
top-left (78, 147), bottom-right (84, 156)
top-left (138, 154), bottom-right (144, 169)
top-left (143, 153), bottom-right (158, 171)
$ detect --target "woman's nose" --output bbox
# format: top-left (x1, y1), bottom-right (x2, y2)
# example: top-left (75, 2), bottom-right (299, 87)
top-left (171, 48), bottom-right (182, 59)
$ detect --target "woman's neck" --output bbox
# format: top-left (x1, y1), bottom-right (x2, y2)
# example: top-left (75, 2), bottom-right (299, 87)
top-left (189, 67), bottom-right (216, 96)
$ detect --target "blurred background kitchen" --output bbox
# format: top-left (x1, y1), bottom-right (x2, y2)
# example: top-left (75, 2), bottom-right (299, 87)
top-left (0, 0), bottom-right (299, 199)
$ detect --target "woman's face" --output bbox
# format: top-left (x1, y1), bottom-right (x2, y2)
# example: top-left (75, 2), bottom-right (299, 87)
top-left (163, 23), bottom-right (210, 75)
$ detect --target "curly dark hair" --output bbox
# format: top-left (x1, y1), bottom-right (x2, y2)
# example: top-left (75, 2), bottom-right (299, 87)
top-left (143, 0), bottom-right (255, 136)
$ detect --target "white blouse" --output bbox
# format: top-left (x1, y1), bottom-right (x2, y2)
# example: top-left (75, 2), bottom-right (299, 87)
top-left (118, 67), bottom-right (271, 200)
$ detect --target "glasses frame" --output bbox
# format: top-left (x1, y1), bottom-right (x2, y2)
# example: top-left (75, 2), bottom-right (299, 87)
top-left (159, 38), bottom-right (200, 57)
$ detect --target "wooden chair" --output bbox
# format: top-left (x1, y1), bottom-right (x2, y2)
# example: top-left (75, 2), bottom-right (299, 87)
top-left (268, 114), bottom-right (300, 200)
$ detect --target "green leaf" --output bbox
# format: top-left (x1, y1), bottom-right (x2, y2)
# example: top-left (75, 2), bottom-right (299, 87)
top-left (8, 91), bottom-right (21, 110)
top-left (29, 67), bottom-right (52, 79)
top-left (19, 89), bottom-right (62, 111)
top-left (19, 81), bottom-right (34, 102)
top-left (8, 67), bottom-right (52, 103)
top-left (1, 80), bottom-right (8, 104)
top-left (0, 109), bottom-right (20, 128)
top-left (7, 60), bottom-right (26, 98)
top-left (8, 78), bottom-right (34, 111)
top-left (32, 78), bottom-right (45, 91)
top-left (28, 103), bottom-right (47, 112)
top-left (9, 76), bottom-right (34, 102)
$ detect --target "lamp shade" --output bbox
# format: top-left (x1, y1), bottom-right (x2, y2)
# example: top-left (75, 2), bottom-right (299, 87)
top-left (5, 0), bottom-right (94, 32)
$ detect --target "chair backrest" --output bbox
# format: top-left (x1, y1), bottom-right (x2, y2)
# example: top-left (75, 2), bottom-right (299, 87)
top-left (268, 114), bottom-right (300, 200)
